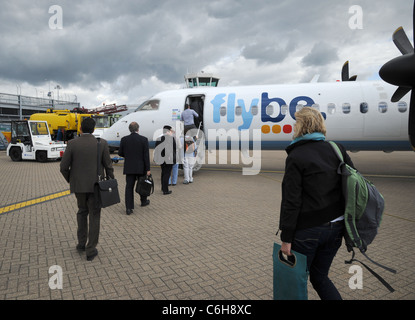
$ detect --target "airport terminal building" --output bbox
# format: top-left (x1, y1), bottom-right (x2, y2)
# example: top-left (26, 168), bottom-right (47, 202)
top-left (0, 92), bottom-right (80, 122)
top-left (0, 92), bottom-right (80, 149)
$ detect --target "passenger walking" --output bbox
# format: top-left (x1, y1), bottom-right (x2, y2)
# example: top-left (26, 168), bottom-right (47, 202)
top-left (60, 117), bottom-right (114, 261)
top-left (118, 122), bottom-right (151, 215)
top-left (154, 125), bottom-right (176, 195)
top-left (182, 135), bottom-right (197, 184)
top-left (278, 107), bottom-right (355, 300)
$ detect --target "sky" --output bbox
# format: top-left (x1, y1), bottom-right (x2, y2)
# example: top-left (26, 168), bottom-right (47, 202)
top-left (0, 0), bottom-right (413, 109)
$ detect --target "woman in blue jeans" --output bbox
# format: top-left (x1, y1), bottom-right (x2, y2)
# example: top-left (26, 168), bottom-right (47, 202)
top-left (278, 107), bottom-right (354, 300)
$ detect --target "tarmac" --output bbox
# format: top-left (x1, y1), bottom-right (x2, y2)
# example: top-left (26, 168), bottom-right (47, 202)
top-left (0, 148), bottom-right (414, 302)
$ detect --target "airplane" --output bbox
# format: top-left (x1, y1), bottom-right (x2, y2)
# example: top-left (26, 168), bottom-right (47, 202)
top-left (102, 4), bottom-right (415, 171)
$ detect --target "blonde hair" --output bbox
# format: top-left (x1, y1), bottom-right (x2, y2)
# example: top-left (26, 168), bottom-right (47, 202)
top-left (293, 107), bottom-right (326, 139)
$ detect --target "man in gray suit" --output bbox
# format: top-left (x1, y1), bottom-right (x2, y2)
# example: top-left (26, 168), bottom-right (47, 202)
top-left (60, 117), bottom-right (114, 261)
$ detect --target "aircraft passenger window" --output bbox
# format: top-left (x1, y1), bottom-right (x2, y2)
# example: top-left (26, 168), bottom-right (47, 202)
top-left (281, 105), bottom-right (288, 115)
top-left (378, 102), bottom-right (388, 113)
top-left (266, 104), bottom-right (274, 116)
top-left (327, 103), bottom-right (336, 115)
top-left (251, 105), bottom-right (258, 115)
top-left (360, 102), bottom-right (368, 114)
top-left (135, 99), bottom-right (160, 111)
top-left (296, 104), bottom-right (304, 112)
top-left (220, 106), bottom-right (226, 116)
top-left (342, 103), bottom-right (351, 114)
top-left (312, 104), bottom-right (320, 111)
top-left (235, 106), bottom-right (242, 116)
top-left (398, 101), bottom-right (408, 113)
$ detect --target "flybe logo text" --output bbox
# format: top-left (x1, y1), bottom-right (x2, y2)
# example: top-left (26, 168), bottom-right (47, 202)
top-left (211, 93), bottom-right (325, 132)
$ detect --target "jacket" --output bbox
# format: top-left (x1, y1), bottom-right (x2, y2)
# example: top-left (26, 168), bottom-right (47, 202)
top-left (154, 134), bottom-right (177, 165)
top-left (118, 132), bottom-right (150, 175)
top-left (60, 134), bottom-right (114, 193)
top-left (279, 140), bottom-right (354, 243)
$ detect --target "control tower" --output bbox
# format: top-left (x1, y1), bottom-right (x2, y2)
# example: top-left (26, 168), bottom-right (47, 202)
top-left (184, 71), bottom-right (220, 88)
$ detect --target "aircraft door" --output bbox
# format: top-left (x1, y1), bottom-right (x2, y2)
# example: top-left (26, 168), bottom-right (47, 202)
top-left (187, 95), bottom-right (205, 133)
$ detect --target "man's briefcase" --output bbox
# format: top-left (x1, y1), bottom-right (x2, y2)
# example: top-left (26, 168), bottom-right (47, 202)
top-left (135, 175), bottom-right (154, 197)
top-left (96, 178), bottom-right (120, 208)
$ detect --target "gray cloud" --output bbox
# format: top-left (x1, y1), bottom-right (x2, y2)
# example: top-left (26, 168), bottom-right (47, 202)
top-left (301, 41), bottom-right (339, 67)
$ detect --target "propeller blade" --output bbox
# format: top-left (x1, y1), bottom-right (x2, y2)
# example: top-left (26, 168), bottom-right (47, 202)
top-left (341, 61), bottom-right (350, 81)
top-left (341, 61), bottom-right (357, 81)
top-left (392, 27), bottom-right (414, 55)
top-left (409, 91), bottom-right (415, 149)
top-left (391, 86), bottom-right (411, 102)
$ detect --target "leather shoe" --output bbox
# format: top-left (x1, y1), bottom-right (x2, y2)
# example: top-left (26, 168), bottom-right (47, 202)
top-left (126, 208), bottom-right (133, 215)
top-left (86, 249), bottom-right (98, 261)
top-left (163, 191), bottom-right (172, 195)
top-left (141, 200), bottom-right (150, 207)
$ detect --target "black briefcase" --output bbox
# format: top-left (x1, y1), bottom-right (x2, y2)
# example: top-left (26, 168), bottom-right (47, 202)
top-left (96, 178), bottom-right (120, 208)
top-left (135, 175), bottom-right (154, 197)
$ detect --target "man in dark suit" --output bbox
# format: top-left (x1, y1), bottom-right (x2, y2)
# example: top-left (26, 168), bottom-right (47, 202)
top-left (154, 125), bottom-right (176, 195)
top-left (118, 122), bottom-right (151, 215)
top-left (60, 117), bottom-right (114, 261)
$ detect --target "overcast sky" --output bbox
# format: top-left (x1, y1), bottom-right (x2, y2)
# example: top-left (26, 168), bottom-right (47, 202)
top-left (0, 0), bottom-right (413, 109)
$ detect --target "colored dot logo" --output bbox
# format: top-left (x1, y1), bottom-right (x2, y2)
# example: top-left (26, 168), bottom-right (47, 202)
top-left (261, 125), bottom-right (271, 134)
top-left (283, 125), bottom-right (292, 134)
top-left (272, 125), bottom-right (281, 134)
top-left (261, 125), bottom-right (292, 134)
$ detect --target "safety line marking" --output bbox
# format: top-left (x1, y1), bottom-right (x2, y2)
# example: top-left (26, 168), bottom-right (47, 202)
top-left (0, 190), bottom-right (71, 215)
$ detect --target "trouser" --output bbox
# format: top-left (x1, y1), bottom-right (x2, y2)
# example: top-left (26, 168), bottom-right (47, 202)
top-left (183, 156), bottom-right (196, 182)
top-left (160, 163), bottom-right (173, 192)
top-left (291, 221), bottom-right (344, 300)
top-left (125, 174), bottom-right (147, 209)
top-left (169, 163), bottom-right (179, 185)
top-left (75, 192), bottom-right (101, 256)
top-left (184, 124), bottom-right (197, 135)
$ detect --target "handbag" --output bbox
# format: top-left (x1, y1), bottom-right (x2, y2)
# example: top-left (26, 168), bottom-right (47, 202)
top-left (135, 174), bottom-right (154, 197)
top-left (97, 178), bottom-right (120, 208)
top-left (95, 139), bottom-right (120, 208)
top-left (273, 242), bottom-right (308, 300)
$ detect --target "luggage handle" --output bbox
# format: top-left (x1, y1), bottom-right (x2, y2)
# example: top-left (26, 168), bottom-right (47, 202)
top-left (278, 250), bottom-right (297, 267)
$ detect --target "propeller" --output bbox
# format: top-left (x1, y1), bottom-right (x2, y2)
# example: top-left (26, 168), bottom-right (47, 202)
top-left (379, 1), bottom-right (415, 149)
top-left (341, 61), bottom-right (357, 81)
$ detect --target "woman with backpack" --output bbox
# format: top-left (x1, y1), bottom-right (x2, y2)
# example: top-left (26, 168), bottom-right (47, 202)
top-left (278, 107), bottom-right (355, 300)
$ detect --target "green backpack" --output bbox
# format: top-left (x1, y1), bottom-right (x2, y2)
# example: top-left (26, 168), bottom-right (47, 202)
top-left (329, 141), bottom-right (396, 292)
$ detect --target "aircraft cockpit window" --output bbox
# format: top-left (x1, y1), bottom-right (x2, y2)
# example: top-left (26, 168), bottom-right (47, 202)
top-left (398, 101), bottom-right (408, 113)
top-left (135, 99), bottom-right (160, 111)
top-left (342, 103), bottom-right (351, 114)
top-left (378, 102), bottom-right (388, 113)
top-left (360, 102), bottom-right (368, 114)
top-left (327, 103), bottom-right (336, 115)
